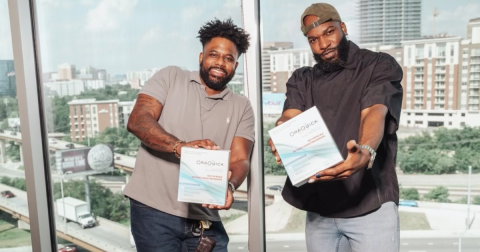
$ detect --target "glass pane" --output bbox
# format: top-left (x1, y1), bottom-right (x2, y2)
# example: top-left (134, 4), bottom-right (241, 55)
top-left (260, 0), bottom-right (480, 251)
top-left (35, 1), bottom-right (245, 251)
top-left (0, 0), bottom-right (33, 250)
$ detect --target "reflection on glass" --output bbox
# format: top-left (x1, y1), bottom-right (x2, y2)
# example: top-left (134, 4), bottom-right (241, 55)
top-left (0, 1), bottom-right (33, 250)
top-left (35, 0), bottom-right (245, 251)
top-left (261, 0), bottom-right (480, 251)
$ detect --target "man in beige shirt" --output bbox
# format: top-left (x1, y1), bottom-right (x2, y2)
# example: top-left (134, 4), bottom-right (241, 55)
top-left (123, 19), bottom-right (254, 252)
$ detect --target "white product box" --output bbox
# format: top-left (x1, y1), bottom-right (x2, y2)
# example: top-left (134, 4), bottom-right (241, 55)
top-left (268, 106), bottom-right (343, 187)
top-left (178, 147), bottom-right (230, 205)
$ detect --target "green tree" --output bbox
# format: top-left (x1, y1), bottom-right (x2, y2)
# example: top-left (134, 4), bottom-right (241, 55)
top-left (6, 141), bottom-right (20, 162)
top-left (400, 187), bottom-right (420, 200)
top-left (454, 148), bottom-right (480, 173)
top-left (474, 196), bottom-right (480, 205)
top-left (424, 186), bottom-right (450, 202)
top-left (0, 176), bottom-right (26, 190)
top-left (52, 179), bottom-right (129, 222)
top-left (94, 127), bottom-right (140, 155)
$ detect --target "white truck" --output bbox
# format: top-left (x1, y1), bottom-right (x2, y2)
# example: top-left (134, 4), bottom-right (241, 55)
top-left (56, 197), bottom-right (97, 229)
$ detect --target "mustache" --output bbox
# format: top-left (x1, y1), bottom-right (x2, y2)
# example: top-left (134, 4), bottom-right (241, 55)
top-left (209, 66), bottom-right (227, 75)
top-left (321, 48), bottom-right (337, 57)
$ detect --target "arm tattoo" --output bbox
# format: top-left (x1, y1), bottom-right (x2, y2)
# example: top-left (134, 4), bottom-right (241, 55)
top-left (128, 95), bottom-right (178, 152)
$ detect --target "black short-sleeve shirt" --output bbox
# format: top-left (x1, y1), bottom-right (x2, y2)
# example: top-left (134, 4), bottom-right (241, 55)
top-left (281, 41), bottom-right (403, 218)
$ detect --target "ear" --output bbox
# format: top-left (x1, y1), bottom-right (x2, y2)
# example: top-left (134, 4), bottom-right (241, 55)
top-left (234, 61), bottom-right (239, 70)
top-left (199, 52), bottom-right (204, 64)
top-left (340, 22), bottom-right (348, 36)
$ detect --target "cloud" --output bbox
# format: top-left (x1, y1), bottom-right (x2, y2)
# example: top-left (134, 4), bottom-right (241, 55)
top-left (81, 0), bottom-right (96, 6)
top-left (38, 0), bottom-right (60, 7)
top-left (139, 26), bottom-right (162, 45)
top-left (423, 2), bottom-right (480, 37)
top-left (85, 0), bottom-right (138, 32)
top-left (0, 3), bottom-right (13, 59)
top-left (182, 5), bottom-right (205, 21)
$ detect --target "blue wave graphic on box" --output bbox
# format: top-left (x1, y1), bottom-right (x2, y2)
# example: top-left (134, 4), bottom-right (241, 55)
top-left (179, 161), bottom-right (225, 204)
top-left (277, 142), bottom-right (339, 166)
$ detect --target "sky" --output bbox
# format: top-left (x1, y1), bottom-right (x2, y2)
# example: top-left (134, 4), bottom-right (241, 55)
top-left (1, 0), bottom-right (480, 75)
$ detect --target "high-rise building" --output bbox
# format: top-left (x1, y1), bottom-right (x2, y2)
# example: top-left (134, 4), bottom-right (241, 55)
top-left (358, 0), bottom-right (422, 47)
top-left (0, 60), bottom-right (16, 97)
top-left (58, 63), bottom-right (76, 80)
top-left (68, 99), bottom-right (119, 142)
top-left (262, 42), bottom-right (293, 92)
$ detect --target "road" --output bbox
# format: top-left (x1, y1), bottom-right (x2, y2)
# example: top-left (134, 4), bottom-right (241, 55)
top-left (0, 183), bottom-right (134, 252)
top-left (228, 238), bottom-right (480, 252)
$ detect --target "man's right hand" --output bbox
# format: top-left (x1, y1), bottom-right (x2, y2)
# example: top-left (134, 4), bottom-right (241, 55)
top-left (177, 139), bottom-right (220, 155)
top-left (268, 120), bottom-right (284, 164)
top-left (268, 109), bottom-right (302, 164)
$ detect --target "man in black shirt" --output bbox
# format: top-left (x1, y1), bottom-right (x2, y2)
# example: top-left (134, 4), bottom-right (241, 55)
top-left (268, 3), bottom-right (403, 252)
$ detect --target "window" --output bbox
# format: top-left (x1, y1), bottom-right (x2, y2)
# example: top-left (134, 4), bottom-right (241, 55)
top-left (4, 1), bottom-right (480, 251)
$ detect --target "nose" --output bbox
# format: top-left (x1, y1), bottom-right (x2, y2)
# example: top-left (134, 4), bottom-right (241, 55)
top-left (214, 56), bottom-right (226, 67)
top-left (319, 37), bottom-right (331, 51)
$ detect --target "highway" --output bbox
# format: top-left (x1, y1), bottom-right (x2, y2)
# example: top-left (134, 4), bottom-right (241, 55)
top-left (0, 184), bottom-right (134, 252)
top-left (228, 238), bottom-right (480, 252)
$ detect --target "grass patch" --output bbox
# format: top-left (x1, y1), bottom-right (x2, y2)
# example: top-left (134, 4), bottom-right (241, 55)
top-left (118, 218), bottom-right (130, 227)
top-left (275, 208), bottom-right (432, 233)
top-left (221, 213), bottom-right (244, 224)
top-left (278, 208), bottom-right (306, 233)
top-left (0, 212), bottom-right (31, 248)
top-left (399, 211), bottom-right (431, 230)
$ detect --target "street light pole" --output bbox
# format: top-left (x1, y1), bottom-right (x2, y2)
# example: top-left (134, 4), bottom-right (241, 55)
top-left (60, 177), bottom-right (66, 233)
top-left (466, 165), bottom-right (472, 229)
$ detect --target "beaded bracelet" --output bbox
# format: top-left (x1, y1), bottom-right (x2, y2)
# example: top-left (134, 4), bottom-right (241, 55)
top-left (173, 140), bottom-right (185, 158)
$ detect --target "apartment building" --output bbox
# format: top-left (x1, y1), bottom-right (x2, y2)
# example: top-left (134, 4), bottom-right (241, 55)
top-left (261, 42), bottom-right (293, 92)
top-left (68, 99), bottom-right (119, 142)
top-left (401, 33), bottom-right (480, 128)
top-left (269, 48), bottom-right (315, 93)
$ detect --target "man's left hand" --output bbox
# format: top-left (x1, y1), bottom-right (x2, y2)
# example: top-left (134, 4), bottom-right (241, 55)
top-left (307, 140), bottom-right (371, 183)
top-left (202, 189), bottom-right (234, 210)
top-left (202, 171), bottom-right (234, 210)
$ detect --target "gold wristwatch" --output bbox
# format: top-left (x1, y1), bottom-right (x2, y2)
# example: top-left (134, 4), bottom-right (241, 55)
top-left (358, 144), bottom-right (376, 169)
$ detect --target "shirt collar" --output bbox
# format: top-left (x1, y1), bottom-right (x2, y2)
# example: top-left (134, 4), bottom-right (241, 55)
top-left (342, 41), bottom-right (360, 70)
top-left (190, 71), bottom-right (232, 100)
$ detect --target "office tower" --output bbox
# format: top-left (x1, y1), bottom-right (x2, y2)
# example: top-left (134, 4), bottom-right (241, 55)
top-left (0, 60), bottom-right (16, 97)
top-left (58, 63), bottom-right (76, 80)
top-left (262, 42), bottom-right (293, 92)
top-left (359, 0), bottom-right (422, 47)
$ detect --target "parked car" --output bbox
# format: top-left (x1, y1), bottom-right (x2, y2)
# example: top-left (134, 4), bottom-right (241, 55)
top-left (1, 190), bottom-right (15, 198)
top-left (58, 245), bottom-right (77, 252)
top-left (65, 143), bottom-right (74, 149)
top-left (399, 199), bottom-right (418, 207)
top-left (10, 131), bottom-right (17, 136)
top-left (48, 138), bottom-right (57, 144)
top-left (266, 185), bottom-right (283, 191)
top-left (0, 129), bottom-right (4, 133)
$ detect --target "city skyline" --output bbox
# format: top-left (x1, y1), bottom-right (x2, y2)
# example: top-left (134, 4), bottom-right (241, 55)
top-left (1, 0), bottom-right (480, 75)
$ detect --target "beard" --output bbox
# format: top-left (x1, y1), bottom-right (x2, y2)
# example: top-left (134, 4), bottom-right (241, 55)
top-left (313, 34), bottom-right (349, 73)
top-left (199, 60), bottom-right (235, 91)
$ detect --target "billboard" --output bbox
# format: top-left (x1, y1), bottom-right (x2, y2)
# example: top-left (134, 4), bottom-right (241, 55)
top-left (55, 144), bottom-right (114, 176)
top-left (262, 93), bottom-right (285, 115)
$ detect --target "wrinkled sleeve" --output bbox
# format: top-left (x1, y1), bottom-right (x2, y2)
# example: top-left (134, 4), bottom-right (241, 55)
top-left (235, 99), bottom-right (255, 143)
top-left (360, 53), bottom-right (403, 134)
top-left (283, 68), bottom-right (307, 112)
top-left (139, 66), bottom-right (177, 105)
